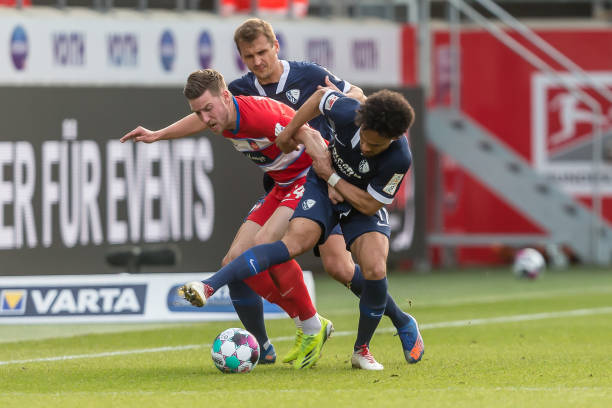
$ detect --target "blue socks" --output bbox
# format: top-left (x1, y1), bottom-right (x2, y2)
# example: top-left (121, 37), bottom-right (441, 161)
top-left (228, 280), bottom-right (268, 350)
top-left (355, 277), bottom-right (388, 350)
top-left (349, 265), bottom-right (410, 329)
top-left (204, 241), bottom-right (291, 291)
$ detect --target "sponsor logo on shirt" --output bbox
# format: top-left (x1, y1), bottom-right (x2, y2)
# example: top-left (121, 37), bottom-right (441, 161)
top-left (324, 94), bottom-right (339, 111)
top-left (248, 140), bottom-right (260, 151)
top-left (331, 146), bottom-right (360, 180)
top-left (382, 173), bottom-right (404, 195)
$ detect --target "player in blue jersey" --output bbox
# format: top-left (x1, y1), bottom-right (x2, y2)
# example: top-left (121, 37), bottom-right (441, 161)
top-left (180, 88), bottom-right (425, 370)
top-left (122, 18), bottom-right (419, 368)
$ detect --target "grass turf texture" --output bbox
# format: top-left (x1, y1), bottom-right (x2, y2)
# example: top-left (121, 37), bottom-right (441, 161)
top-left (1, 267), bottom-right (611, 407)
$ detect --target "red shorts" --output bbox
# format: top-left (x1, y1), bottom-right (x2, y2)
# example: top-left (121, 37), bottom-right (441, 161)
top-left (246, 177), bottom-right (306, 226)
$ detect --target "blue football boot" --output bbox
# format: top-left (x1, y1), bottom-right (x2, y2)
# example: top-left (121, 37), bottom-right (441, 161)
top-left (395, 314), bottom-right (424, 364)
top-left (259, 343), bottom-right (277, 365)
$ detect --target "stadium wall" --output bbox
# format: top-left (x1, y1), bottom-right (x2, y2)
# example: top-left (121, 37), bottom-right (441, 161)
top-left (412, 23), bottom-right (612, 265)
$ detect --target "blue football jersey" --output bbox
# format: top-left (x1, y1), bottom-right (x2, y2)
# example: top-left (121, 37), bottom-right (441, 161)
top-left (319, 90), bottom-right (412, 205)
top-left (229, 60), bottom-right (351, 142)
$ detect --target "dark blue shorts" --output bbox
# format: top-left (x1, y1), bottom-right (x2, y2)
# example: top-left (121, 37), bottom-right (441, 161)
top-left (292, 171), bottom-right (391, 251)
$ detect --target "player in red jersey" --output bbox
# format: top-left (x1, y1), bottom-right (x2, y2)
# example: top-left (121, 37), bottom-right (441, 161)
top-left (122, 69), bottom-right (333, 369)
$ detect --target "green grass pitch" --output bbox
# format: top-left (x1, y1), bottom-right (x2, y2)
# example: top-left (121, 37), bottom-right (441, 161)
top-left (1, 267), bottom-right (611, 407)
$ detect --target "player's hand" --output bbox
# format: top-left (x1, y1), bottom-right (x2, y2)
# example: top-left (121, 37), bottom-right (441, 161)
top-left (120, 126), bottom-right (160, 144)
top-left (276, 127), bottom-right (300, 153)
top-left (328, 185), bottom-right (344, 204)
top-left (317, 75), bottom-right (341, 93)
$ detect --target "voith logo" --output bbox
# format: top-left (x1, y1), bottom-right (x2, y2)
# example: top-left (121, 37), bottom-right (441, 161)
top-left (107, 33), bottom-right (138, 67)
top-left (352, 39), bottom-right (378, 70)
top-left (53, 32), bottom-right (86, 66)
top-left (0, 290), bottom-right (27, 315)
top-left (307, 38), bottom-right (333, 68)
top-left (10, 25), bottom-right (28, 71)
top-left (198, 31), bottom-right (213, 69)
top-left (159, 30), bottom-right (176, 72)
top-left (532, 73), bottom-right (612, 194)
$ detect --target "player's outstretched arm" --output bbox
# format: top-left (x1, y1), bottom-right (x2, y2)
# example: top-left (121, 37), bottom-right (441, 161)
top-left (276, 88), bottom-right (327, 153)
top-left (120, 113), bottom-right (206, 143)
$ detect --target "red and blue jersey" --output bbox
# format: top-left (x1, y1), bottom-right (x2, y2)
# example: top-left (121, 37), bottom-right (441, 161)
top-left (222, 95), bottom-right (312, 186)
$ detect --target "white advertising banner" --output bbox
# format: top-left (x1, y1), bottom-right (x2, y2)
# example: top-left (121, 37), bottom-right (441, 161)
top-left (0, 8), bottom-right (401, 87)
top-left (0, 271), bottom-right (315, 323)
top-left (532, 72), bottom-right (612, 194)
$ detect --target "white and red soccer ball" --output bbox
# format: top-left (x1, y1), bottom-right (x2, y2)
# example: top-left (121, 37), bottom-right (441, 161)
top-left (513, 248), bottom-right (546, 279)
top-left (211, 328), bottom-right (260, 373)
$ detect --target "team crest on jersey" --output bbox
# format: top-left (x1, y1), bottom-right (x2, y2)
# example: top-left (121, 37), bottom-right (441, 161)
top-left (382, 173), bottom-right (404, 195)
top-left (275, 123), bottom-right (285, 137)
top-left (302, 199), bottom-right (316, 210)
top-left (286, 89), bottom-right (300, 104)
top-left (248, 140), bottom-right (260, 151)
top-left (359, 159), bottom-right (370, 174)
top-left (324, 94), bottom-right (339, 111)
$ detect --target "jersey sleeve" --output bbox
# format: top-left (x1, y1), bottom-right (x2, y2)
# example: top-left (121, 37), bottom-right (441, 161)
top-left (307, 63), bottom-right (351, 93)
top-left (318, 89), bottom-right (360, 129)
top-left (366, 145), bottom-right (412, 204)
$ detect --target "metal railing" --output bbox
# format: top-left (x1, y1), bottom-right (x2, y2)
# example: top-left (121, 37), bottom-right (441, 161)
top-left (423, 0), bottom-right (612, 263)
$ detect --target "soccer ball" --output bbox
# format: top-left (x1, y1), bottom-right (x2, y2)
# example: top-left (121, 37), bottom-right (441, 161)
top-left (211, 328), bottom-right (260, 373)
top-left (513, 248), bottom-right (545, 279)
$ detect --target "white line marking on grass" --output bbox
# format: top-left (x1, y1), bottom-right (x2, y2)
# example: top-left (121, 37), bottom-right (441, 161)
top-left (0, 344), bottom-right (203, 366)
top-left (1, 306), bottom-right (611, 367)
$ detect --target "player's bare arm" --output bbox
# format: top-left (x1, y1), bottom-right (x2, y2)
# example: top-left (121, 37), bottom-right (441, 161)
top-left (120, 113), bottom-right (206, 143)
top-left (345, 85), bottom-right (366, 104)
top-left (328, 177), bottom-right (384, 216)
top-left (293, 125), bottom-right (329, 167)
top-left (321, 75), bottom-right (366, 104)
top-left (276, 88), bottom-right (327, 153)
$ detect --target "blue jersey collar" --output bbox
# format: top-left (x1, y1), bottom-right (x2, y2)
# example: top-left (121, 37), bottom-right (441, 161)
top-left (231, 96), bottom-right (240, 135)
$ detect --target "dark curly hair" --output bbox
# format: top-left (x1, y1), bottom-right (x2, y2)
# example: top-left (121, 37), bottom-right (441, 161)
top-left (355, 90), bottom-right (415, 139)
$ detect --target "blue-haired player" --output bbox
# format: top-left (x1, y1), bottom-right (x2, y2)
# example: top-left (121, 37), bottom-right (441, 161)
top-left (180, 88), bottom-right (425, 370)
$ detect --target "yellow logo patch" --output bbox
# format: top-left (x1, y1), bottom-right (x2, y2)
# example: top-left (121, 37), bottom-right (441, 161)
top-left (0, 290), bottom-right (27, 314)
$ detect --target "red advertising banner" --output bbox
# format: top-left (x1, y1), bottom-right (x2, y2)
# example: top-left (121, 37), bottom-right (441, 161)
top-left (402, 25), bottom-right (612, 264)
